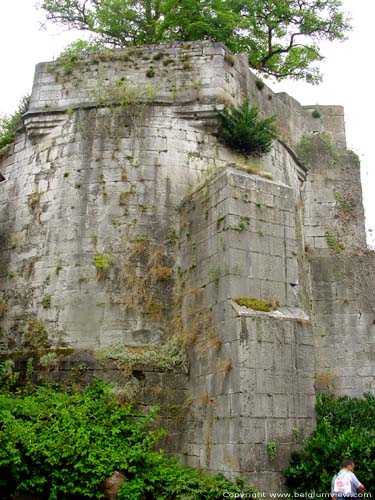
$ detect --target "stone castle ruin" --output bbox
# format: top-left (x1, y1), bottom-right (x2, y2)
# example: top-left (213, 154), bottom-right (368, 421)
top-left (0, 41), bottom-right (374, 492)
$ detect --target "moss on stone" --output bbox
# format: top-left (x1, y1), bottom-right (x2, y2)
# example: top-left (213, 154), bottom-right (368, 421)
top-left (233, 297), bottom-right (278, 312)
top-left (42, 295), bottom-right (52, 309)
top-left (94, 253), bottom-right (112, 279)
top-left (94, 253), bottom-right (112, 270)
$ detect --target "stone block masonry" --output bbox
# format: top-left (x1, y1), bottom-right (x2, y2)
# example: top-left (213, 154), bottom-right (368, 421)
top-left (0, 40), bottom-right (321, 353)
top-left (0, 40), bottom-right (374, 493)
top-left (310, 254), bottom-right (375, 397)
top-left (179, 167), bottom-right (301, 309)
top-left (179, 167), bottom-right (314, 492)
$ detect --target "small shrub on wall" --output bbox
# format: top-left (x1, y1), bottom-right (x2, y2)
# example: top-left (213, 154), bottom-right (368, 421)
top-left (216, 99), bottom-right (277, 156)
top-left (56, 39), bottom-right (101, 74)
top-left (0, 96), bottom-right (30, 151)
top-left (284, 393), bottom-right (375, 496)
top-left (0, 366), bottom-right (256, 499)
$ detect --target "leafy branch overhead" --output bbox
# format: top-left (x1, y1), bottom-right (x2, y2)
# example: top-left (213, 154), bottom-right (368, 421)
top-left (231, 0), bottom-right (350, 83)
top-left (216, 100), bottom-right (277, 156)
top-left (40, 0), bottom-right (351, 82)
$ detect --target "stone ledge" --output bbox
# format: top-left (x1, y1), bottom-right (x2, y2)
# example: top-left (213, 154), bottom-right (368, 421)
top-left (230, 300), bottom-right (310, 322)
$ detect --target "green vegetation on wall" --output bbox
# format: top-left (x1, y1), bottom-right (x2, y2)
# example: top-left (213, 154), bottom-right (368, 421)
top-left (234, 297), bottom-right (278, 312)
top-left (325, 230), bottom-right (345, 255)
top-left (24, 320), bottom-right (49, 351)
top-left (295, 133), bottom-right (338, 168)
top-left (94, 253), bottom-right (112, 279)
top-left (98, 340), bottom-right (188, 374)
top-left (334, 192), bottom-right (356, 223)
top-left (56, 40), bottom-right (101, 74)
top-left (284, 393), bottom-right (375, 496)
top-left (0, 96), bottom-right (30, 152)
top-left (216, 100), bottom-right (277, 157)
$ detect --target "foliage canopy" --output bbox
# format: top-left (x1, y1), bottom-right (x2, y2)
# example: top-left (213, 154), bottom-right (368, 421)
top-left (40, 0), bottom-right (351, 82)
top-left (284, 393), bottom-right (375, 496)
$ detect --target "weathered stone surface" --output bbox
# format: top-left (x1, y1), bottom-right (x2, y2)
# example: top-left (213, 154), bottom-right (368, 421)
top-left (0, 40), bottom-right (374, 495)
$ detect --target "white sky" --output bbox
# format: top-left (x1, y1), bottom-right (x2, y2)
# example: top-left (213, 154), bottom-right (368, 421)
top-left (1, 0), bottom-right (374, 247)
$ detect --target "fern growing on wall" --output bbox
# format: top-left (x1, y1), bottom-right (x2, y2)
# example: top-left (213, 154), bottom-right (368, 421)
top-left (216, 99), bottom-right (277, 157)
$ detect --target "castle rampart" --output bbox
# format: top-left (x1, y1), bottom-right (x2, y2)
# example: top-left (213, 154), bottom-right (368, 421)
top-left (0, 41), bottom-right (373, 492)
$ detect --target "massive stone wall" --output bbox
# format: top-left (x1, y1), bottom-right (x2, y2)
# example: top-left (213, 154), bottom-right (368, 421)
top-left (300, 136), bottom-right (374, 397)
top-left (0, 41), bottom-right (374, 492)
top-left (179, 167), bottom-right (315, 492)
top-left (310, 254), bottom-right (375, 396)
top-left (1, 42), bottom-right (246, 351)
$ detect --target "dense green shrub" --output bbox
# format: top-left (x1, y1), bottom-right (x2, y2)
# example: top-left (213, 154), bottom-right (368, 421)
top-left (284, 393), bottom-right (375, 495)
top-left (216, 99), bottom-right (277, 157)
top-left (0, 96), bottom-right (29, 151)
top-left (0, 371), bottom-right (256, 499)
top-left (118, 460), bottom-right (253, 500)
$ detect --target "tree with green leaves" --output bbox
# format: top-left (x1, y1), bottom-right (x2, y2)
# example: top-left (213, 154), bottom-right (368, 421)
top-left (41, 0), bottom-right (164, 46)
top-left (161, 0), bottom-right (238, 44)
top-left (40, 0), bottom-right (350, 82)
top-left (284, 393), bottom-right (375, 496)
top-left (228, 0), bottom-right (351, 83)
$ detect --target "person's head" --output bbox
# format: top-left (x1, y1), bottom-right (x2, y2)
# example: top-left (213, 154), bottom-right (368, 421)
top-left (342, 459), bottom-right (354, 471)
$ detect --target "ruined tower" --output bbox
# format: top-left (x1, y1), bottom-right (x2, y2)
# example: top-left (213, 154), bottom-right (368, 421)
top-left (0, 42), bottom-right (373, 492)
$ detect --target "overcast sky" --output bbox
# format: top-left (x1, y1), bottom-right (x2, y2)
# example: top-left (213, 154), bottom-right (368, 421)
top-left (1, 0), bottom-right (374, 247)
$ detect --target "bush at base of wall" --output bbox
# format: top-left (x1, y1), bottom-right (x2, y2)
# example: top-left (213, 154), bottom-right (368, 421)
top-left (284, 393), bottom-right (375, 496)
top-left (0, 364), bottom-right (256, 500)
